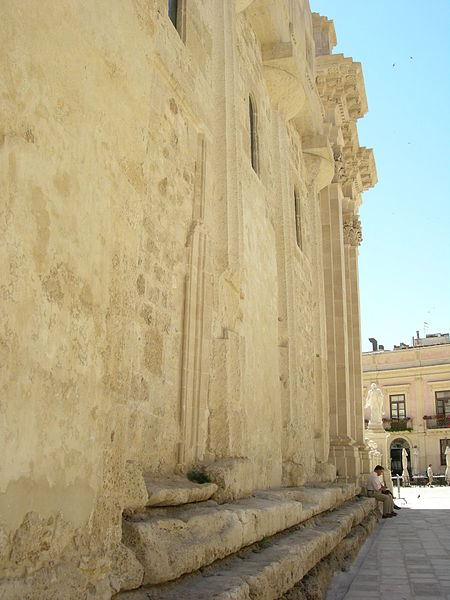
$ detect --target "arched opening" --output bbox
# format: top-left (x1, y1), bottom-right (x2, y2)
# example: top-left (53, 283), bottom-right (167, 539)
top-left (390, 437), bottom-right (411, 477)
top-left (249, 95), bottom-right (258, 173)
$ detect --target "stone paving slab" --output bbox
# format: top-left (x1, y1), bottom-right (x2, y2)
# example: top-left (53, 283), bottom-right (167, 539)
top-left (326, 486), bottom-right (450, 600)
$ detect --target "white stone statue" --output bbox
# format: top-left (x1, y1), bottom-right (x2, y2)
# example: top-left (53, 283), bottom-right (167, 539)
top-left (401, 448), bottom-right (410, 485)
top-left (364, 383), bottom-right (384, 426)
top-left (445, 446), bottom-right (450, 483)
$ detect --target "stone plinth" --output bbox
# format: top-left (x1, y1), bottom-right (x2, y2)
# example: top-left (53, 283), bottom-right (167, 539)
top-left (364, 428), bottom-right (390, 467)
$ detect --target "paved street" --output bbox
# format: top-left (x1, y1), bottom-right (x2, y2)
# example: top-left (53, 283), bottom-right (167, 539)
top-left (326, 486), bottom-right (450, 600)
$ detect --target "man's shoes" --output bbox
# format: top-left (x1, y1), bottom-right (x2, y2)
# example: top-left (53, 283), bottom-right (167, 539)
top-left (382, 514), bottom-right (393, 518)
top-left (393, 504), bottom-right (402, 510)
top-left (390, 512), bottom-right (398, 516)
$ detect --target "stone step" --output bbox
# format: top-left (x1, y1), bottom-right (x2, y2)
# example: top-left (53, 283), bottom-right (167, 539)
top-left (121, 483), bottom-right (358, 586)
top-left (122, 462), bottom-right (219, 512)
top-left (144, 475), bottom-right (218, 507)
top-left (116, 496), bottom-right (377, 599)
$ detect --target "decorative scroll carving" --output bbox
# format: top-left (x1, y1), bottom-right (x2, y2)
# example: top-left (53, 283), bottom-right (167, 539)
top-left (333, 147), bottom-right (345, 182)
top-left (343, 215), bottom-right (362, 246)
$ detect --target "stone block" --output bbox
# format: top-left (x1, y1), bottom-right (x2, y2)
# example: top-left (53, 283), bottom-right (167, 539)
top-left (110, 543), bottom-right (144, 593)
top-left (282, 460), bottom-right (307, 486)
top-left (144, 476), bottom-right (218, 507)
top-left (122, 504), bottom-right (243, 585)
top-left (204, 458), bottom-right (254, 503)
top-left (123, 461), bottom-right (148, 512)
top-left (315, 462), bottom-right (337, 482)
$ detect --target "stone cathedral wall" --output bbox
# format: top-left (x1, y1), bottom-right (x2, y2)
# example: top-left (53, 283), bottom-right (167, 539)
top-left (0, 1), bottom-right (376, 597)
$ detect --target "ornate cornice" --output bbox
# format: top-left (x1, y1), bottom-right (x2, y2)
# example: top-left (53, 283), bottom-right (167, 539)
top-left (315, 54), bottom-right (368, 123)
top-left (358, 147), bottom-right (378, 191)
top-left (343, 215), bottom-right (362, 246)
top-left (313, 54), bottom-right (377, 198)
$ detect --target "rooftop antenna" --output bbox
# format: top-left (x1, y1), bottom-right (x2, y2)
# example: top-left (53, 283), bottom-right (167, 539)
top-left (424, 321), bottom-right (429, 336)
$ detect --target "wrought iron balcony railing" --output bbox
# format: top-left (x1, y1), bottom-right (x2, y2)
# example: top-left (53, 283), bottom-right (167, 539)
top-left (382, 417), bottom-right (412, 432)
top-left (424, 415), bottom-right (450, 429)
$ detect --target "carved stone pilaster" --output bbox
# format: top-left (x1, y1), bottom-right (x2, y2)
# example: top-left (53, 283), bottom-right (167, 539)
top-left (343, 215), bottom-right (362, 246)
top-left (178, 134), bottom-right (212, 467)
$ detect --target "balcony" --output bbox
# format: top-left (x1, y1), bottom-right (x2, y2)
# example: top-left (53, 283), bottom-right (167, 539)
top-left (382, 417), bottom-right (413, 432)
top-left (423, 415), bottom-right (450, 430)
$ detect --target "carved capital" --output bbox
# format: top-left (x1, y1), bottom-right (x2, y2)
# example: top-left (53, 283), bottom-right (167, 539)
top-left (343, 216), bottom-right (362, 246)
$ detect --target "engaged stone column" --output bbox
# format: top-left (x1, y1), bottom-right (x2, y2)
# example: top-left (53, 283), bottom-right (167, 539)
top-left (343, 215), bottom-right (365, 447)
top-left (320, 184), bottom-right (360, 481)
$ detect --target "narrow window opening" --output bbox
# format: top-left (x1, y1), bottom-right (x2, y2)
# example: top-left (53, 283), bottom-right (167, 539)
top-left (168, 0), bottom-right (178, 30)
top-left (436, 390), bottom-right (450, 417)
top-left (249, 95), bottom-right (258, 173)
top-left (390, 394), bottom-right (406, 420)
top-left (294, 189), bottom-right (302, 250)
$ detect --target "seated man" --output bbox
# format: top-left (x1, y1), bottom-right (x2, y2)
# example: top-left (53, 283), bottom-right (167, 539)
top-left (367, 465), bottom-right (397, 519)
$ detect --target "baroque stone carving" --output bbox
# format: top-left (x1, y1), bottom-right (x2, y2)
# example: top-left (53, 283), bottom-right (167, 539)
top-left (343, 215), bottom-right (363, 246)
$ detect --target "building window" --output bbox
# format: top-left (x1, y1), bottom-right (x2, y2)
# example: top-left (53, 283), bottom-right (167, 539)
top-left (168, 0), bottom-right (179, 30)
top-left (436, 390), bottom-right (450, 416)
top-left (294, 188), bottom-right (302, 250)
top-left (249, 95), bottom-right (258, 173)
top-left (440, 438), bottom-right (450, 466)
top-left (390, 394), bottom-right (406, 419)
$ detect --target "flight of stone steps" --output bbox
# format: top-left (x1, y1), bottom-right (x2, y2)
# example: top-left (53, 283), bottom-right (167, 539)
top-left (111, 466), bottom-right (379, 599)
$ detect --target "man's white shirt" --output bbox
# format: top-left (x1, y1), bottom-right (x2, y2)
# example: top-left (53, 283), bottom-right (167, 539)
top-left (367, 471), bottom-right (382, 491)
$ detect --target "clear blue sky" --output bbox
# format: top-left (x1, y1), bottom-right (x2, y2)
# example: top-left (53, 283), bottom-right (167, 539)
top-left (310, 0), bottom-right (450, 351)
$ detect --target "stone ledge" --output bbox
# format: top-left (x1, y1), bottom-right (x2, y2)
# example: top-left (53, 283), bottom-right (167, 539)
top-left (144, 476), bottom-right (218, 507)
top-left (116, 496), bottom-right (378, 599)
top-left (121, 483), bottom-right (363, 586)
top-left (122, 462), bottom-right (218, 511)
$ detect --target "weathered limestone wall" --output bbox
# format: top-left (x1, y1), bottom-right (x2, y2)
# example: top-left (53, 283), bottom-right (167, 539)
top-left (1, 1), bottom-right (214, 595)
top-left (1, 1), bottom-right (376, 597)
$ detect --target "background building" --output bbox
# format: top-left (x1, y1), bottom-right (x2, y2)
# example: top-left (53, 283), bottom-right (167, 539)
top-left (363, 333), bottom-right (450, 477)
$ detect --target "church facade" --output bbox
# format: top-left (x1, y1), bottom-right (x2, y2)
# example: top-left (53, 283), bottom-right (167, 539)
top-left (1, 1), bottom-right (376, 596)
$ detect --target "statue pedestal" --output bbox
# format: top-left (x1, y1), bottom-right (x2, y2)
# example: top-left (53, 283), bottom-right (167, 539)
top-left (365, 426), bottom-right (389, 460)
top-left (364, 427), bottom-right (392, 489)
